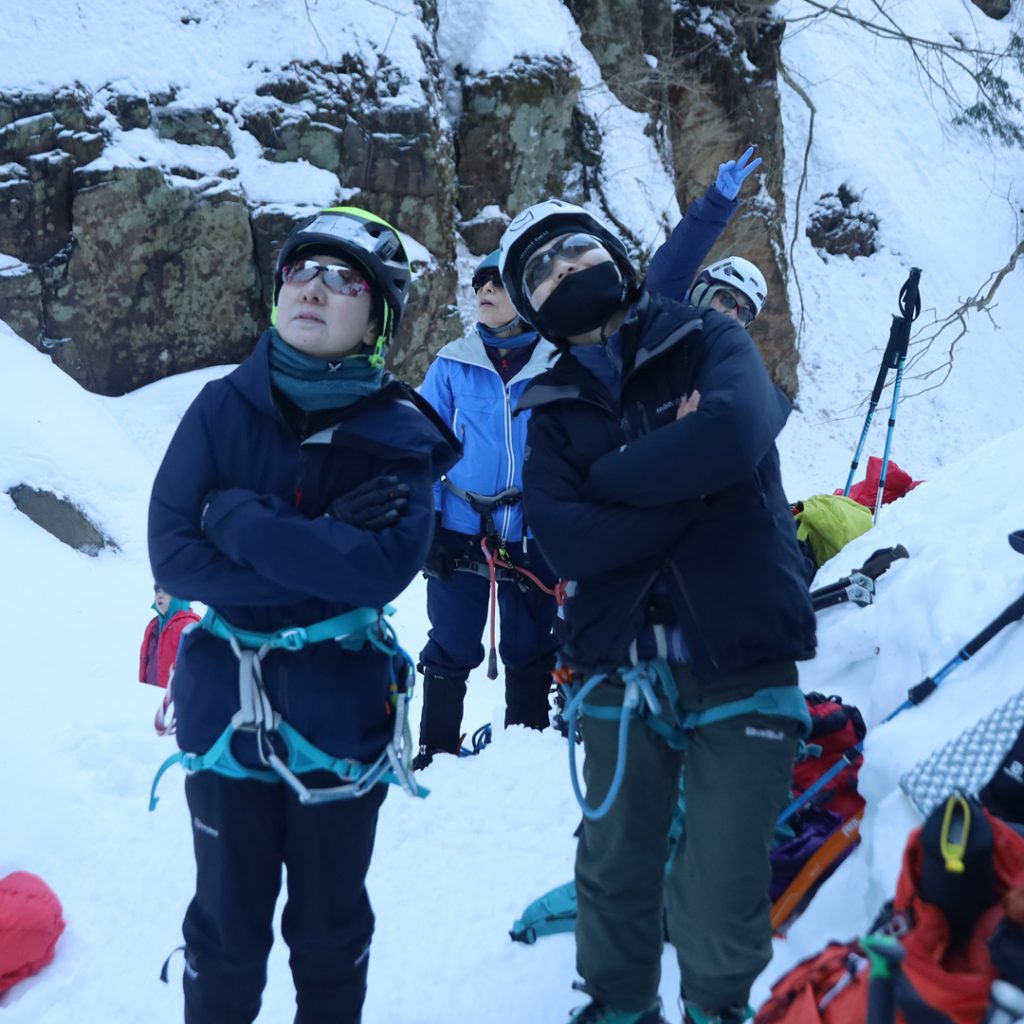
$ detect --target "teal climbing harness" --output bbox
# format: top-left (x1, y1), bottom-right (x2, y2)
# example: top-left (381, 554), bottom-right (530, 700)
top-left (149, 604), bottom-right (426, 810)
top-left (563, 659), bottom-right (810, 821)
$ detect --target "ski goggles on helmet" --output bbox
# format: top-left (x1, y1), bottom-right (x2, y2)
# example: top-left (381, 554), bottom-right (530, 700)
top-left (472, 267), bottom-right (503, 292)
top-left (280, 259), bottom-right (372, 298)
top-left (522, 232), bottom-right (610, 301)
top-left (711, 286), bottom-right (756, 326)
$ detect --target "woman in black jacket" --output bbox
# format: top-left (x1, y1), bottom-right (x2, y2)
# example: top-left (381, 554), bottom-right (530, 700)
top-left (498, 200), bottom-right (816, 1024)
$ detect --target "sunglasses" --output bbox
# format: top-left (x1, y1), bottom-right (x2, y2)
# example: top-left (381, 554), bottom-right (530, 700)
top-left (713, 288), bottom-right (756, 326)
top-left (281, 260), bottom-right (371, 297)
top-left (523, 233), bottom-right (608, 299)
top-left (472, 268), bottom-right (504, 292)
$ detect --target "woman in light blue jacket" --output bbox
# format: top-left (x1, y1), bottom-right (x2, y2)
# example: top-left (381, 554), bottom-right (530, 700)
top-left (416, 251), bottom-right (560, 767)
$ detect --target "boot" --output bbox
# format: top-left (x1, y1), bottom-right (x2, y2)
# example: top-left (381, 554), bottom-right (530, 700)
top-left (414, 669), bottom-right (468, 769)
top-left (682, 1001), bottom-right (752, 1024)
top-left (567, 1001), bottom-right (667, 1023)
top-left (504, 658), bottom-right (554, 730)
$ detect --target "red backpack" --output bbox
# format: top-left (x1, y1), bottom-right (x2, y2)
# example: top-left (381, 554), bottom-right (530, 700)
top-left (756, 802), bottom-right (1024, 1024)
top-left (792, 693), bottom-right (867, 822)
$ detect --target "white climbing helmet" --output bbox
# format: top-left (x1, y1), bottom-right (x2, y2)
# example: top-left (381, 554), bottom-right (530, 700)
top-left (688, 256), bottom-right (768, 320)
top-left (498, 198), bottom-right (639, 328)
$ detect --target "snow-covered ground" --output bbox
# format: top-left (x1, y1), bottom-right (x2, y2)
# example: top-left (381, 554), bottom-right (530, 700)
top-left (2, 0), bottom-right (1023, 1021)
top-left (4, 318), bottom-right (1024, 1022)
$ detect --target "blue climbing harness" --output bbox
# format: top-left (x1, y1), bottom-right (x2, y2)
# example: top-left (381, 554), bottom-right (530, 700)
top-left (563, 659), bottom-right (810, 821)
top-left (149, 604), bottom-right (426, 810)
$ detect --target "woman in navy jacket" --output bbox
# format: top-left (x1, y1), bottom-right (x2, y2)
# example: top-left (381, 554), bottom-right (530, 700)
top-left (148, 207), bottom-right (458, 1024)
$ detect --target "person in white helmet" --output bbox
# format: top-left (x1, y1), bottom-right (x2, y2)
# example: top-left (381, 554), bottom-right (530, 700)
top-left (686, 255), bottom-right (768, 327)
top-left (498, 199), bottom-right (815, 1024)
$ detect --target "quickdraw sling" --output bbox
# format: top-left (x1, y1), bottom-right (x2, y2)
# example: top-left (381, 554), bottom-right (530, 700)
top-left (561, 659), bottom-right (810, 821)
top-left (149, 604), bottom-right (425, 810)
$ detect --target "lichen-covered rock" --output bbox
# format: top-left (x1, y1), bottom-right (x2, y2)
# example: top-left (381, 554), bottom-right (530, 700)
top-left (970, 0), bottom-right (1011, 18)
top-left (46, 165), bottom-right (261, 395)
top-left (456, 57), bottom-right (581, 225)
top-left (0, 259), bottom-right (44, 345)
top-left (666, 0), bottom-right (799, 397)
top-left (0, 0), bottom-right (803, 400)
top-left (153, 104), bottom-right (235, 155)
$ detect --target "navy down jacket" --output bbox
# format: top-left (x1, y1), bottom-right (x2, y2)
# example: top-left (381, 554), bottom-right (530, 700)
top-left (148, 330), bottom-right (461, 764)
top-left (517, 294), bottom-right (816, 683)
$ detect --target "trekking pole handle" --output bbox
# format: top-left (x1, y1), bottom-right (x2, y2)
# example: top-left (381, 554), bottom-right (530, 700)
top-left (962, 593), bottom-right (1024, 658)
top-left (898, 267), bottom-right (923, 321)
top-left (860, 544), bottom-right (910, 581)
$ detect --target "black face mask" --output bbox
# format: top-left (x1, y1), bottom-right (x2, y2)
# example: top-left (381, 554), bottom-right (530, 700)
top-left (533, 262), bottom-right (625, 340)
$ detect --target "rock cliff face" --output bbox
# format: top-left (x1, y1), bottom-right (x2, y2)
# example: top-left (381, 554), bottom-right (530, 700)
top-left (0, 0), bottom-right (802, 396)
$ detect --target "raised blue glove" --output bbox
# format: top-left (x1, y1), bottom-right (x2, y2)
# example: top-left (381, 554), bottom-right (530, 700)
top-left (714, 145), bottom-right (762, 200)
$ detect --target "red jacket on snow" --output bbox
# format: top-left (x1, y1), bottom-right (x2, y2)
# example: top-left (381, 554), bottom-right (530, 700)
top-left (0, 871), bottom-right (65, 994)
top-left (138, 609), bottom-right (200, 689)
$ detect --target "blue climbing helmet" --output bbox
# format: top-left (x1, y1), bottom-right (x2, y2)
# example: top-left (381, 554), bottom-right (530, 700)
top-left (471, 250), bottom-right (502, 292)
top-left (273, 206), bottom-right (411, 366)
top-left (472, 249), bottom-right (528, 337)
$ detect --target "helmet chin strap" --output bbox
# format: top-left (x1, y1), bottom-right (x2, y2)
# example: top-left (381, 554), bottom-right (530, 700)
top-left (367, 304), bottom-right (393, 369)
top-left (486, 316), bottom-right (525, 338)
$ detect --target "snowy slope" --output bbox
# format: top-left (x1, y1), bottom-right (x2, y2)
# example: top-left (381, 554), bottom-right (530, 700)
top-left (776, 0), bottom-right (1024, 498)
top-left (3, 318), bottom-right (1024, 1022)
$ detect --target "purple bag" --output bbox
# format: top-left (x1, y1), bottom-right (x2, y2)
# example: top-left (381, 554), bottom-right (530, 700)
top-left (769, 806), bottom-right (848, 901)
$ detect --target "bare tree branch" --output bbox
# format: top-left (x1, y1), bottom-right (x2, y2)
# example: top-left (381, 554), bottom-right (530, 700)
top-left (777, 58), bottom-right (816, 347)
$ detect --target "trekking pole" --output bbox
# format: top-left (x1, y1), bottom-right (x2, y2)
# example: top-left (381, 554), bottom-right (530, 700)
top-left (842, 268), bottom-right (922, 516)
top-left (778, 530), bottom-right (1024, 826)
top-left (872, 268), bottom-right (922, 523)
top-left (881, 585), bottom-right (1024, 723)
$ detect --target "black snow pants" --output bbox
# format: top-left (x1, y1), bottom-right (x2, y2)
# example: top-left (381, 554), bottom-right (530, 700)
top-left (181, 771), bottom-right (386, 1024)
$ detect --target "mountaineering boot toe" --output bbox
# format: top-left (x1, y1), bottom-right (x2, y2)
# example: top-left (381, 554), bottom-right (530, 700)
top-left (682, 1001), bottom-right (752, 1024)
top-left (567, 1001), bottom-right (667, 1023)
top-left (411, 749), bottom-right (434, 771)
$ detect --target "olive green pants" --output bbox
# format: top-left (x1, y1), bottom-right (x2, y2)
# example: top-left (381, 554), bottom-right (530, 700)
top-left (574, 662), bottom-right (802, 1012)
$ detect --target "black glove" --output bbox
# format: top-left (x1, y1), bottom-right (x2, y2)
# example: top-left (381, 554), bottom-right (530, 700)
top-left (328, 475), bottom-right (409, 531)
top-left (423, 516), bottom-right (457, 580)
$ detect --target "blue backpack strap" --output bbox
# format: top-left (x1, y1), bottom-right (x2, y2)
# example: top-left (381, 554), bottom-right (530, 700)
top-left (509, 880), bottom-right (579, 944)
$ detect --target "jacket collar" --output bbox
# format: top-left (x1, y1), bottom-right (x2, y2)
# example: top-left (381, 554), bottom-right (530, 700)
top-left (435, 330), bottom-right (558, 385)
top-left (517, 293), bottom-right (707, 415)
